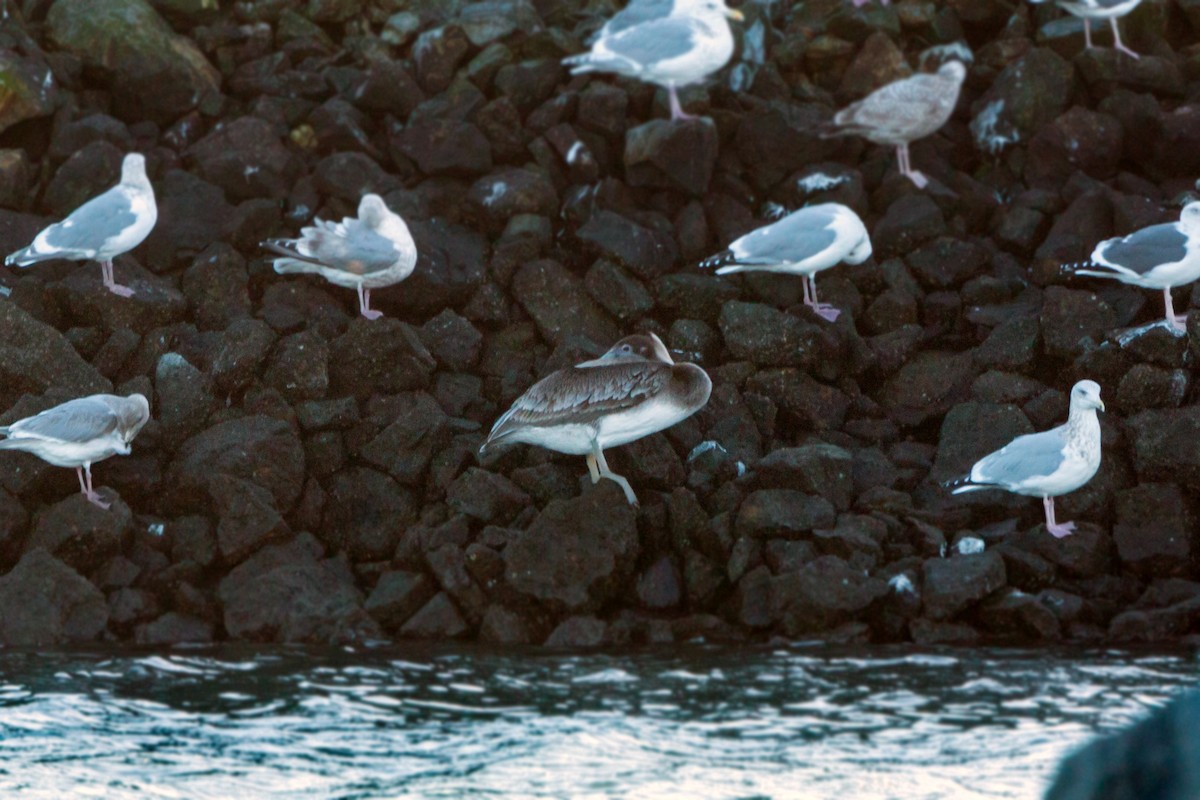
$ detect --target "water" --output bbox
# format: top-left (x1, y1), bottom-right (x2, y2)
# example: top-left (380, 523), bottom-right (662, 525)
top-left (0, 645), bottom-right (1195, 799)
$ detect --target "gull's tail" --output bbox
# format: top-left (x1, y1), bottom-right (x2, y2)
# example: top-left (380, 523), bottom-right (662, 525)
top-left (1062, 260), bottom-right (1120, 279)
top-left (262, 239), bottom-right (326, 275)
top-left (943, 475), bottom-right (990, 495)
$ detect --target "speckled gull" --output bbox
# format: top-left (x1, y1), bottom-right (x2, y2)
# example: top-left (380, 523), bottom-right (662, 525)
top-left (946, 380), bottom-right (1104, 539)
top-left (820, 61), bottom-right (967, 189)
top-left (1030, 0), bottom-right (1143, 58)
top-left (1065, 202), bottom-right (1200, 334)
top-left (5, 153), bottom-right (156, 298)
top-left (0, 393), bottom-right (150, 510)
top-left (563, 0), bottom-right (744, 121)
top-left (479, 333), bottom-right (712, 506)
top-left (698, 203), bottom-right (872, 322)
top-left (263, 194), bottom-right (417, 321)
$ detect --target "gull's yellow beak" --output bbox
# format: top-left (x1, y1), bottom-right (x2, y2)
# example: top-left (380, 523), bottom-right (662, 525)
top-left (726, 6), bottom-right (744, 20)
top-left (1098, 399), bottom-right (1106, 412)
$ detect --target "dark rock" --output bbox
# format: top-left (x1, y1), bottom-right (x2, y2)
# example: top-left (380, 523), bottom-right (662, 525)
top-left (413, 25), bottom-right (472, 94)
top-left (771, 555), bottom-right (888, 634)
top-left (0, 549), bottom-right (108, 645)
top-left (504, 483), bottom-right (639, 612)
top-left (188, 117), bottom-right (303, 201)
top-left (26, 494), bottom-right (132, 572)
top-left (209, 474), bottom-right (290, 565)
top-left (365, 570), bottom-right (436, 631)
top-left (1011, 523), bottom-right (1114, 577)
top-left (263, 330), bottom-right (329, 402)
top-left (880, 351), bottom-right (973, 425)
top-left (478, 604), bottom-right (536, 644)
top-left (1040, 286), bottom-right (1118, 359)
top-left (931, 402), bottom-right (1033, 487)
top-left (746, 369), bottom-right (851, 431)
top-left (1112, 483), bottom-right (1193, 576)
top-left (1026, 106), bottom-right (1124, 187)
top-left (1127, 406), bottom-right (1200, 491)
top-left (872, 193), bottom-right (946, 259)
top-left (812, 515), bottom-right (884, 569)
top-left (0, 302), bottom-right (111, 412)
top-left (969, 48), bottom-right (1073, 156)
top-left (736, 490), bottom-right (837, 539)
top-left (329, 319), bottom-right (436, 398)
top-left (0, 51), bottom-right (56, 136)
top-left (359, 393), bottom-right (449, 485)
top-left (544, 615), bottom-right (607, 647)
top-left (909, 618), bottom-right (981, 645)
top-left (419, 310), bottom-right (483, 371)
top-left (135, 612), bottom-right (214, 645)
top-left (719, 301), bottom-right (828, 367)
top-left (624, 119), bottom-right (718, 195)
top-left (636, 555), bottom-right (682, 610)
top-left (426, 544), bottom-right (486, 624)
top-left (585, 260), bottom-right (654, 322)
top-left (322, 468), bottom-right (415, 561)
top-left (756, 445), bottom-right (854, 511)
top-left (1116, 364), bottom-right (1188, 414)
top-left (978, 588), bottom-right (1061, 640)
top-left (468, 168), bottom-right (558, 230)
top-left (576, 210), bottom-right (679, 281)
top-left (447, 468), bottom-right (530, 524)
top-left (142, 172), bottom-right (235, 272)
top-left (512, 259), bottom-right (619, 347)
top-left (921, 551), bottom-right (1006, 620)
top-left (399, 592), bottom-right (468, 638)
top-left (155, 352), bottom-right (215, 448)
top-left (906, 237), bottom-right (990, 290)
top-left (392, 118), bottom-right (493, 176)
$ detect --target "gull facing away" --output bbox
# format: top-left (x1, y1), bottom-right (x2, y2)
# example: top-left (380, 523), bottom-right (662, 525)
top-left (1029, 0), bottom-right (1143, 58)
top-left (563, 0), bottom-right (744, 121)
top-left (5, 153), bottom-right (157, 298)
top-left (479, 333), bottom-right (712, 506)
top-left (946, 380), bottom-right (1104, 538)
top-left (0, 393), bottom-right (150, 509)
top-left (820, 61), bottom-right (967, 189)
top-left (1064, 202), bottom-right (1200, 333)
top-left (263, 194), bottom-right (416, 320)
top-left (698, 202), bottom-right (872, 322)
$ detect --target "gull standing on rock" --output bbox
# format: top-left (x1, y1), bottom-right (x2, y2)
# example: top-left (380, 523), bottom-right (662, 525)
top-left (5, 153), bottom-right (156, 298)
top-left (479, 333), bottom-right (712, 506)
top-left (1029, 0), bottom-right (1143, 58)
top-left (563, 0), bottom-right (744, 121)
top-left (946, 380), bottom-right (1104, 539)
top-left (820, 61), bottom-right (967, 189)
top-left (1064, 201), bottom-right (1200, 333)
top-left (698, 203), bottom-right (872, 322)
top-left (263, 194), bottom-right (417, 321)
top-left (0, 393), bottom-right (150, 510)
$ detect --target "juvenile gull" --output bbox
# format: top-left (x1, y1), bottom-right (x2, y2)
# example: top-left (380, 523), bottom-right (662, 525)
top-left (564, 0), bottom-right (744, 121)
top-left (0, 393), bottom-right (150, 509)
top-left (1030, 0), bottom-right (1143, 58)
top-left (698, 202), bottom-right (872, 322)
top-left (1065, 202), bottom-right (1200, 333)
top-left (263, 193), bottom-right (416, 320)
top-left (820, 61), bottom-right (967, 189)
top-left (5, 153), bottom-right (156, 297)
top-left (479, 333), bottom-right (712, 506)
top-left (946, 380), bottom-right (1104, 538)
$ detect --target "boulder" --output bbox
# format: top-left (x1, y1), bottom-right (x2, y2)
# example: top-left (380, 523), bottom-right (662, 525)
top-left (0, 549), bottom-right (108, 645)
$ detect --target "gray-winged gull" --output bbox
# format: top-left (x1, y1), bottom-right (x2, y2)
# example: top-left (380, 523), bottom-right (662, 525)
top-left (946, 380), bottom-right (1104, 538)
top-left (698, 203), bottom-right (872, 322)
top-left (479, 333), bottom-right (712, 506)
top-left (5, 153), bottom-right (156, 298)
top-left (263, 193), bottom-right (417, 321)
top-left (1065, 201), bottom-right (1200, 333)
top-left (0, 393), bottom-right (150, 509)
top-left (563, 0), bottom-right (744, 121)
top-left (1030, 0), bottom-right (1143, 58)
top-left (820, 61), bottom-right (967, 189)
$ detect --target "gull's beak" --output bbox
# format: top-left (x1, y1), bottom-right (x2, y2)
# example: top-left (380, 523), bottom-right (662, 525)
top-left (726, 6), bottom-right (744, 20)
top-left (1098, 399), bottom-right (1106, 412)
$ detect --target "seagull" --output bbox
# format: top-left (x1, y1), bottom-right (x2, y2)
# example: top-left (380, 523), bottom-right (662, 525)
top-left (945, 380), bottom-right (1104, 539)
top-left (479, 333), bottom-right (712, 506)
top-left (1030, 0), bottom-right (1143, 58)
top-left (5, 152), bottom-right (157, 298)
top-left (820, 61), bottom-right (967, 189)
top-left (1064, 202), bottom-right (1200, 334)
top-left (698, 203), bottom-right (872, 322)
top-left (563, 0), bottom-right (744, 121)
top-left (263, 193), bottom-right (417, 321)
top-left (0, 393), bottom-right (151, 510)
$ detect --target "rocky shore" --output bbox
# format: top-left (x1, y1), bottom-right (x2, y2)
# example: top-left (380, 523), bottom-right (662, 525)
top-left (0, 0), bottom-right (1198, 647)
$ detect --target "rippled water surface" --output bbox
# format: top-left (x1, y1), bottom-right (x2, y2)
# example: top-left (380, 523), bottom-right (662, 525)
top-left (0, 644), bottom-right (1195, 799)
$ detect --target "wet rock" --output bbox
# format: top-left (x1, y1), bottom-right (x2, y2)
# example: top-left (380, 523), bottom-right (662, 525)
top-left (512, 259), bottom-right (619, 347)
top-left (0, 302), bottom-right (111, 411)
top-left (364, 570), bottom-right (436, 632)
top-left (576, 210), bottom-right (679, 281)
top-left (544, 615), bottom-right (607, 647)
top-left (719, 301), bottom-right (827, 368)
top-left (219, 534), bottom-right (381, 643)
top-left (1112, 483), bottom-right (1193, 576)
top-left (322, 467), bottom-right (416, 561)
top-left (329, 319), bottom-right (436, 398)
top-left (736, 490), bottom-right (837, 539)
top-left (978, 588), bottom-right (1061, 640)
top-left (636, 555), bottom-right (682, 610)
top-left (504, 483), bottom-right (639, 612)
top-left (188, 117), bottom-right (304, 201)
top-left (209, 474), bottom-right (290, 565)
top-left (922, 551), bottom-right (1006, 620)
top-left (135, 612), bottom-right (214, 645)
top-left (168, 415), bottom-right (305, 513)
top-left (624, 119), bottom-right (718, 195)
top-left (756, 445), bottom-right (854, 511)
top-left (46, 0), bottom-right (220, 124)
top-left (478, 604), bottom-right (536, 644)
top-left (400, 592), bottom-right (468, 638)
top-left (0, 549), bottom-right (108, 646)
top-left (771, 555), bottom-right (888, 634)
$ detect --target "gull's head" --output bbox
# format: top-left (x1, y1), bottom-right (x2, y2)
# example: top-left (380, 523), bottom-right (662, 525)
top-left (358, 194), bottom-right (390, 228)
top-left (938, 60), bottom-right (967, 85)
top-left (120, 393), bottom-right (151, 444)
top-left (578, 332), bottom-right (674, 368)
top-left (1070, 380), bottom-right (1105, 413)
top-left (121, 153), bottom-right (148, 185)
top-left (847, 233), bottom-right (873, 265)
top-left (1180, 201), bottom-right (1200, 229)
top-left (683, 0), bottom-right (743, 20)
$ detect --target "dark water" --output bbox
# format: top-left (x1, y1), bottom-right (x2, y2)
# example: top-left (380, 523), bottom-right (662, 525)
top-left (0, 645), bottom-right (1195, 799)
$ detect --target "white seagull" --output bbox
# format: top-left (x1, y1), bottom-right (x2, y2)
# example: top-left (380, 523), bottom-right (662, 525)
top-left (263, 193), bottom-right (417, 321)
top-left (563, 0), bottom-right (744, 121)
top-left (480, 333), bottom-right (712, 506)
top-left (1065, 202), bottom-right (1200, 333)
top-left (5, 153), bottom-right (157, 298)
top-left (1030, 0), bottom-right (1143, 58)
top-left (820, 61), bottom-right (967, 189)
top-left (0, 393), bottom-right (151, 509)
top-left (698, 203), bottom-right (873, 322)
top-left (946, 380), bottom-right (1104, 539)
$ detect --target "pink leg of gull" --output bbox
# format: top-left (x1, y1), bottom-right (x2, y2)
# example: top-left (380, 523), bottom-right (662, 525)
top-left (78, 465), bottom-right (110, 510)
top-left (898, 142), bottom-right (928, 188)
top-left (1111, 19), bottom-right (1139, 58)
top-left (1164, 287), bottom-right (1187, 331)
top-left (101, 260), bottom-right (135, 298)
top-left (1043, 496), bottom-right (1076, 538)
top-left (806, 276), bottom-right (841, 322)
top-left (668, 85), bottom-right (697, 122)
top-left (1084, 18), bottom-right (1094, 49)
top-left (358, 285), bottom-right (383, 320)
